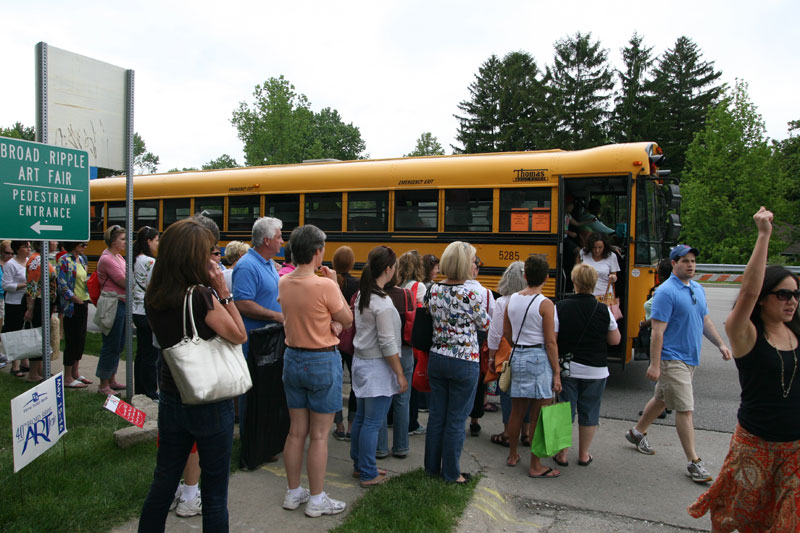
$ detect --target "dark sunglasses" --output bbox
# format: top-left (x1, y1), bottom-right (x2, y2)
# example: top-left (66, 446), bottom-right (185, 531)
top-left (770, 289), bottom-right (800, 302)
top-left (211, 251), bottom-right (222, 256)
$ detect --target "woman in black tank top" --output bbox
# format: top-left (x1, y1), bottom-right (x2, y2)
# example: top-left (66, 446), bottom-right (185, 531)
top-left (689, 207), bottom-right (800, 531)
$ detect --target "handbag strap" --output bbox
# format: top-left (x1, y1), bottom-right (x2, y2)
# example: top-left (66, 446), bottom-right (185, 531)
top-left (508, 294), bottom-right (539, 363)
top-left (180, 286), bottom-right (200, 341)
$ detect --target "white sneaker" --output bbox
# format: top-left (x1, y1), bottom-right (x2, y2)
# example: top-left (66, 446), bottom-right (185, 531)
top-left (169, 484), bottom-right (183, 511)
top-left (304, 493), bottom-right (346, 517)
top-left (175, 494), bottom-right (202, 517)
top-left (282, 487), bottom-right (310, 510)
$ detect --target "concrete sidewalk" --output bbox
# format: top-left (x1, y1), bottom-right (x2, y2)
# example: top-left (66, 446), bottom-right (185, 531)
top-left (4, 353), bottom-right (724, 532)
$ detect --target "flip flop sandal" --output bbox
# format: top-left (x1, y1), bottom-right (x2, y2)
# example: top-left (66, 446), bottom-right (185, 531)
top-left (528, 467), bottom-right (561, 479)
top-left (490, 433), bottom-right (510, 447)
top-left (454, 472), bottom-right (472, 485)
top-left (521, 435), bottom-right (532, 447)
top-left (553, 455), bottom-right (569, 467)
top-left (578, 455), bottom-right (593, 467)
top-left (13, 370), bottom-right (26, 377)
top-left (353, 468), bottom-right (388, 479)
top-left (66, 380), bottom-right (88, 389)
top-left (359, 473), bottom-right (389, 488)
top-left (506, 454), bottom-right (520, 467)
top-left (77, 376), bottom-right (94, 384)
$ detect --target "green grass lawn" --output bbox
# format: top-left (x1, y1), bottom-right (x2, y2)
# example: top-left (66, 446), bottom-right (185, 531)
top-left (0, 372), bottom-right (240, 532)
top-left (331, 469), bottom-right (478, 533)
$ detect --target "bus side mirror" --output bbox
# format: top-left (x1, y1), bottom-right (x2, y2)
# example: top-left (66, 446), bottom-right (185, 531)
top-left (664, 184), bottom-right (681, 210)
top-left (665, 213), bottom-right (681, 243)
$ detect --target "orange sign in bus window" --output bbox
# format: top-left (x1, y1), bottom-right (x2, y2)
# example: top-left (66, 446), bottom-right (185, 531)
top-left (510, 209), bottom-right (529, 231)
top-left (531, 208), bottom-right (550, 231)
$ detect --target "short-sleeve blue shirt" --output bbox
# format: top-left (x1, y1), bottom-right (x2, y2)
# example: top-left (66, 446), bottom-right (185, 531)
top-left (650, 274), bottom-right (708, 367)
top-left (232, 248), bottom-right (281, 356)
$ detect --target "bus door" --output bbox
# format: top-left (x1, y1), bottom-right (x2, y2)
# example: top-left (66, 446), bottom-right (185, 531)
top-left (558, 175), bottom-right (633, 366)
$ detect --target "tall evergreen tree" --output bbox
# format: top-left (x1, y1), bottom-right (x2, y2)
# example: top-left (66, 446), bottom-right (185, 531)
top-left (454, 52), bottom-right (548, 153)
top-left (547, 32), bottom-right (614, 150)
top-left (454, 55), bottom-right (502, 153)
top-left (610, 33), bottom-right (655, 143)
top-left (649, 36), bottom-right (723, 176)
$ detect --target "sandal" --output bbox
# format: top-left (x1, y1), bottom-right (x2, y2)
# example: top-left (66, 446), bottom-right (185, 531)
top-left (490, 433), bottom-right (510, 447)
top-left (359, 473), bottom-right (388, 488)
top-left (66, 380), bottom-right (88, 389)
top-left (528, 467), bottom-right (561, 479)
top-left (470, 422), bottom-right (481, 436)
top-left (578, 455), bottom-right (593, 467)
top-left (109, 382), bottom-right (126, 391)
top-left (483, 402), bottom-right (499, 412)
top-left (506, 454), bottom-right (520, 467)
top-left (521, 434), bottom-right (532, 448)
top-left (77, 376), bottom-right (94, 385)
top-left (454, 472), bottom-right (472, 485)
top-left (13, 369), bottom-right (26, 377)
top-left (353, 468), bottom-right (388, 479)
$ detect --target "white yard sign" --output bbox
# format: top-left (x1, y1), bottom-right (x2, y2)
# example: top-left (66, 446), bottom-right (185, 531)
top-left (11, 372), bottom-right (67, 472)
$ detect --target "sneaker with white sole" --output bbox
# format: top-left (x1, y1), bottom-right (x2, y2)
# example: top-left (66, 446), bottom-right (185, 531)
top-left (169, 484), bottom-right (183, 511)
top-left (625, 429), bottom-right (655, 455)
top-left (304, 493), bottom-right (346, 517)
top-left (409, 425), bottom-right (426, 436)
top-left (283, 487), bottom-right (310, 510)
top-left (687, 459), bottom-right (713, 483)
top-left (175, 494), bottom-right (202, 517)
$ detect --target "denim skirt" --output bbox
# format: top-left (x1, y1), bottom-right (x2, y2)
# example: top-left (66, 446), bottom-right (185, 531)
top-left (509, 346), bottom-right (553, 399)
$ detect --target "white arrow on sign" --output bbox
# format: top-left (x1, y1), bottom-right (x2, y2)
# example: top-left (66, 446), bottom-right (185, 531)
top-left (31, 221), bottom-right (63, 234)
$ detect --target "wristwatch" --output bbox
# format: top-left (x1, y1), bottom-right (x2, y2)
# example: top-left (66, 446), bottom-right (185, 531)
top-left (218, 295), bottom-right (233, 305)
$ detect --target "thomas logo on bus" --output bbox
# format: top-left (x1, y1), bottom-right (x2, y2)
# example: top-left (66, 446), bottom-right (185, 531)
top-left (513, 168), bottom-right (548, 182)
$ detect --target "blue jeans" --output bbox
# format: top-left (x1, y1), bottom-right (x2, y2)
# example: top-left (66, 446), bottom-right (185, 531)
top-left (138, 391), bottom-right (234, 532)
top-left (424, 352), bottom-right (479, 482)
top-left (350, 395), bottom-right (392, 481)
top-left (377, 347), bottom-right (414, 455)
top-left (96, 300), bottom-right (125, 380)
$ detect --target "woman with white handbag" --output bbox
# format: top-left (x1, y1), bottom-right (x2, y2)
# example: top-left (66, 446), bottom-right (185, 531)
top-left (2, 241), bottom-right (32, 377)
top-left (138, 219), bottom-right (247, 532)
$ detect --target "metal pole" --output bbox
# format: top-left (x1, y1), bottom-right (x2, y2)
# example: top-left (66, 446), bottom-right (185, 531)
top-left (36, 42), bottom-right (52, 381)
top-left (125, 70), bottom-right (135, 398)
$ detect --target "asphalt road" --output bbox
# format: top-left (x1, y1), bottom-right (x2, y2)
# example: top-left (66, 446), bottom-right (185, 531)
top-left (602, 284), bottom-right (741, 433)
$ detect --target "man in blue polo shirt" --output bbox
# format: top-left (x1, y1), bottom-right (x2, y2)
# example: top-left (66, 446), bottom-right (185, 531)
top-left (232, 216), bottom-right (283, 451)
top-left (625, 244), bottom-right (731, 483)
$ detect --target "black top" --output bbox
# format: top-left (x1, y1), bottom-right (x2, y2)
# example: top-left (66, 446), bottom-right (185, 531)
top-left (555, 293), bottom-right (611, 368)
top-left (146, 286), bottom-right (217, 396)
top-left (735, 328), bottom-right (800, 442)
top-left (340, 273), bottom-right (360, 303)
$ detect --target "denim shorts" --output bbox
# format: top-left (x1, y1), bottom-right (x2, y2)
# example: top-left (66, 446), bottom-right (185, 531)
top-left (282, 348), bottom-right (343, 414)
top-left (509, 346), bottom-right (553, 399)
top-left (560, 376), bottom-right (606, 426)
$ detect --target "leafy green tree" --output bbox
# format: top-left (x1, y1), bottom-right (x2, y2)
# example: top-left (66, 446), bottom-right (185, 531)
top-left (547, 32), bottom-right (614, 150)
top-left (649, 36), bottom-right (723, 176)
top-left (202, 154), bottom-right (239, 170)
top-left (166, 167), bottom-right (199, 173)
top-left (454, 52), bottom-right (548, 153)
top-left (231, 76), bottom-right (366, 165)
top-left (133, 132), bottom-right (160, 174)
top-left (1, 122), bottom-right (35, 140)
top-left (405, 132), bottom-right (444, 157)
top-left (681, 80), bottom-right (788, 263)
top-left (610, 33), bottom-right (655, 143)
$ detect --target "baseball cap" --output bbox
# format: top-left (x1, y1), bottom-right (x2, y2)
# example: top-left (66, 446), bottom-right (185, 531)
top-left (669, 244), bottom-right (700, 261)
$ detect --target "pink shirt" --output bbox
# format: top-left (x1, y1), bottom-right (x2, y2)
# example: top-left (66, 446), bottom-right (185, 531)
top-left (97, 249), bottom-right (127, 300)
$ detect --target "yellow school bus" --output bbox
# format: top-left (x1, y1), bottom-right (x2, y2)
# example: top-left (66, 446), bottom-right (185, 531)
top-left (88, 142), bottom-right (680, 365)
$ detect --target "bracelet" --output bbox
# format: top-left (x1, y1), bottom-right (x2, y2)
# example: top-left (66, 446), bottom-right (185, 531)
top-left (218, 295), bottom-right (233, 305)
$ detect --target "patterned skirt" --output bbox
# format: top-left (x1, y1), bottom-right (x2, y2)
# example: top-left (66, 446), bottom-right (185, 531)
top-left (687, 424), bottom-right (800, 532)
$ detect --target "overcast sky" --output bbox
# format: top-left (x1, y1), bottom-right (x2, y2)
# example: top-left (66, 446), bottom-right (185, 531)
top-left (2, 0), bottom-right (798, 172)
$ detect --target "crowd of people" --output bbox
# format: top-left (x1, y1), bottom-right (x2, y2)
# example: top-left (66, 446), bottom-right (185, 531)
top-left (1, 204), bottom-right (796, 532)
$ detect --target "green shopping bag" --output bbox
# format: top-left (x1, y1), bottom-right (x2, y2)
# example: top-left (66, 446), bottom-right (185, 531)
top-left (530, 401), bottom-right (573, 458)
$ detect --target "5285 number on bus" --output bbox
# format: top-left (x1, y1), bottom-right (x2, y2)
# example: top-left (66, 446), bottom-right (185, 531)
top-left (498, 250), bottom-right (520, 261)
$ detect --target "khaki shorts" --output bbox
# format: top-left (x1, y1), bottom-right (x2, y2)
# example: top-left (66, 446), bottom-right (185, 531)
top-left (654, 359), bottom-right (695, 412)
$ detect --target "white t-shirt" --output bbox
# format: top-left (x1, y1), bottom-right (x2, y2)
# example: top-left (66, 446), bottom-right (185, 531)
top-left (579, 251), bottom-right (620, 297)
top-left (506, 293), bottom-right (558, 346)
top-left (402, 280), bottom-right (426, 305)
top-left (464, 279), bottom-right (494, 319)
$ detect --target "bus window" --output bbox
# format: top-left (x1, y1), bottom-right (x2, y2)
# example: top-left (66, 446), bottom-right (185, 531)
top-left (348, 191), bottom-right (389, 231)
top-left (635, 180), bottom-right (659, 264)
top-left (445, 189), bottom-right (492, 232)
top-left (265, 194), bottom-right (300, 231)
top-left (499, 188), bottom-right (551, 232)
top-left (305, 192), bottom-right (342, 232)
top-left (134, 200), bottom-right (159, 231)
top-left (163, 198), bottom-right (191, 229)
top-left (395, 190), bottom-right (437, 231)
top-left (229, 195), bottom-right (260, 232)
top-left (90, 202), bottom-right (104, 234)
top-left (195, 197), bottom-right (224, 230)
top-left (107, 201), bottom-right (126, 229)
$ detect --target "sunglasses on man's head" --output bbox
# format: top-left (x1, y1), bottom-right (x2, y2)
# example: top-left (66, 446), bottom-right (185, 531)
top-left (769, 289), bottom-right (800, 302)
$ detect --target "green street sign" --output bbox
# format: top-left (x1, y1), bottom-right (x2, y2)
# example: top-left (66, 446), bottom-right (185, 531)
top-left (0, 136), bottom-right (90, 241)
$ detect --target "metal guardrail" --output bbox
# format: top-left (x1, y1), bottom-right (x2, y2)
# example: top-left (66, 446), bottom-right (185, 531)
top-left (696, 264), bottom-right (800, 274)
